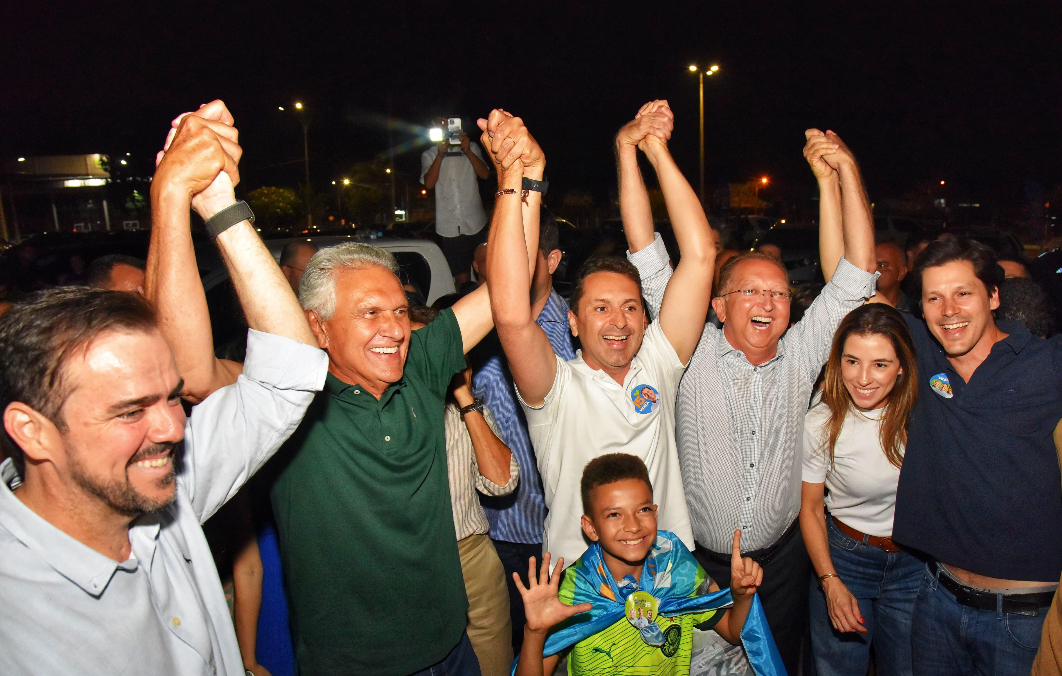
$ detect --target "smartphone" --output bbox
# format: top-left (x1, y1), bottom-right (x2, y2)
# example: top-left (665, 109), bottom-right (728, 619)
top-left (447, 117), bottom-right (462, 145)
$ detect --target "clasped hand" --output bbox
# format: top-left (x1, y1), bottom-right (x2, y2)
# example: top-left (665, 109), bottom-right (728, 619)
top-left (153, 100), bottom-right (242, 220)
top-left (617, 100), bottom-right (674, 154)
top-left (476, 109), bottom-right (544, 178)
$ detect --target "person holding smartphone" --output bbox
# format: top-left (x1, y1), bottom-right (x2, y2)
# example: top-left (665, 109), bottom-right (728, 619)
top-left (421, 117), bottom-right (490, 287)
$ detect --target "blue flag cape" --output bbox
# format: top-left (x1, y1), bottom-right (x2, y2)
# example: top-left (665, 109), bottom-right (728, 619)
top-left (512, 531), bottom-right (786, 675)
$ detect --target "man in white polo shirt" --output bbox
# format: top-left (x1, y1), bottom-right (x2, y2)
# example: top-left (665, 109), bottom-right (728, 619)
top-left (485, 101), bottom-right (714, 568)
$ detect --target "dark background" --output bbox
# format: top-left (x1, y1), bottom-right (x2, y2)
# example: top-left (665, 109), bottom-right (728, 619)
top-left (2, 1), bottom-right (1060, 212)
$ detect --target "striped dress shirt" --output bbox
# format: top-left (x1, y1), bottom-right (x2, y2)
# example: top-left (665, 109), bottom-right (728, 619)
top-left (629, 235), bottom-right (876, 553)
top-left (473, 289), bottom-right (576, 545)
top-left (444, 404), bottom-right (520, 540)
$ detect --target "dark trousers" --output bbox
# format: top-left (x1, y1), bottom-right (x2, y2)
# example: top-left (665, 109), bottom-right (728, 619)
top-left (911, 563), bottom-right (1046, 676)
top-left (694, 521), bottom-right (812, 676)
top-left (492, 539), bottom-right (543, 654)
top-left (408, 632), bottom-right (481, 676)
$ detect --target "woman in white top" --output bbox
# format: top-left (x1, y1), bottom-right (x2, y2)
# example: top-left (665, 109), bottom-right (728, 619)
top-left (799, 303), bottom-right (922, 676)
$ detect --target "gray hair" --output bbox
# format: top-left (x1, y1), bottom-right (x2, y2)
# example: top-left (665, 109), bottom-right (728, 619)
top-left (298, 242), bottom-right (400, 320)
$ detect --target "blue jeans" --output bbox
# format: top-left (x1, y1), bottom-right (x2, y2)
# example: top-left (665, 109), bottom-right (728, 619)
top-left (408, 632), bottom-right (482, 676)
top-left (809, 516), bottom-right (922, 676)
top-left (911, 563), bottom-right (1047, 676)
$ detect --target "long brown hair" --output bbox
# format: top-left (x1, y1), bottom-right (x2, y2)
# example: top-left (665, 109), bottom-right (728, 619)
top-left (819, 304), bottom-right (918, 469)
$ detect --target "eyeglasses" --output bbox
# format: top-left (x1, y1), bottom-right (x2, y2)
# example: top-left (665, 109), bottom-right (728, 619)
top-left (718, 288), bottom-right (792, 302)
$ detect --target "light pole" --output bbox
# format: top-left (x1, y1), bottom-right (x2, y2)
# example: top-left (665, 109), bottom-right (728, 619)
top-left (755, 176), bottom-right (768, 206)
top-left (281, 102), bottom-right (312, 230)
top-left (688, 64), bottom-right (719, 204)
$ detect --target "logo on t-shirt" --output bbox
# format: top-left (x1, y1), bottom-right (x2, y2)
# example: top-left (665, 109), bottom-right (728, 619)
top-left (929, 372), bottom-right (953, 399)
top-left (631, 384), bottom-right (660, 414)
top-left (661, 625), bottom-right (681, 657)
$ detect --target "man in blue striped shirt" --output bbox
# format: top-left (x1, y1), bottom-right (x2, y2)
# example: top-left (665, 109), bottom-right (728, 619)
top-left (470, 211), bottom-right (575, 652)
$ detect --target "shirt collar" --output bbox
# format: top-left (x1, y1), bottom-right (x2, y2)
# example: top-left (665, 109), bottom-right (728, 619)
top-left (716, 330), bottom-right (786, 367)
top-left (538, 288), bottom-right (570, 324)
top-left (994, 319), bottom-right (1033, 354)
top-left (325, 371), bottom-right (407, 405)
top-left (0, 459), bottom-right (131, 597)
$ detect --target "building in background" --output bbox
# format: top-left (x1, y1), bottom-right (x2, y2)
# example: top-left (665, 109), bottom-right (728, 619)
top-left (0, 155), bottom-right (150, 242)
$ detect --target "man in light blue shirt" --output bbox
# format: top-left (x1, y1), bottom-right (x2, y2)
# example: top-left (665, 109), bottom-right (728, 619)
top-left (470, 211), bottom-right (575, 652)
top-left (0, 102), bottom-right (327, 676)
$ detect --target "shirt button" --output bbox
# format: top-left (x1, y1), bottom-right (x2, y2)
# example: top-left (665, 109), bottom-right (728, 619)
top-left (749, 463), bottom-right (755, 468)
top-left (384, 435), bottom-right (391, 441)
top-left (751, 430), bottom-right (756, 436)
top-left (172, 617), bottom-right (181, 626)
top-left (746, 497), bottom-right (751, 501)
top-left (354, 389), bottom-right (360, 394)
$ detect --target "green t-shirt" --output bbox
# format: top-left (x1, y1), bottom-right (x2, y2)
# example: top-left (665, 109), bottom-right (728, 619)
top-left (557, 558), bottom-right (721, 676)
top-left (269, 309), bottom-right (468, 676)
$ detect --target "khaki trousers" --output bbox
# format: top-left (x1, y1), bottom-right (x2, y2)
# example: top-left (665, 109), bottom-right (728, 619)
top-left (458, 534), bottom-right (514, 676)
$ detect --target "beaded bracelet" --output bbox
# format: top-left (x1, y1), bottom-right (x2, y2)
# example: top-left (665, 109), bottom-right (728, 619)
top-left (495, 188), bottom-right (530, 203)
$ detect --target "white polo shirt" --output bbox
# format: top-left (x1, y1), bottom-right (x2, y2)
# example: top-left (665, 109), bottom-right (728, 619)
top-left (517, 320), bottom-right (695, 568)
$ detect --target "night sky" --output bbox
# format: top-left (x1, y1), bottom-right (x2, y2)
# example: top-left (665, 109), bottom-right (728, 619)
top-left (2, 1), bottom-right (1060, 211)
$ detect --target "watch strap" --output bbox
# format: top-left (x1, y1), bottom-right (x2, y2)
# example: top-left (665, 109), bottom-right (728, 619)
top-left (459, 400), bottom-right (484, 417)
top-left (521, 176), bottom-right (548, 194)
top-left (204, 201), bottom-right (254, 238)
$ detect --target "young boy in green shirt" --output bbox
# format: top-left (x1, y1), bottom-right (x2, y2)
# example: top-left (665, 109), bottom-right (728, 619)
top-left (513, 453), bottom-right (782, 676)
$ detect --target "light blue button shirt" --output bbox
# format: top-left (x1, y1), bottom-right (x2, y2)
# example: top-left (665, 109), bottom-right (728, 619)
top-left (0, 330), bottom-right (328, 676)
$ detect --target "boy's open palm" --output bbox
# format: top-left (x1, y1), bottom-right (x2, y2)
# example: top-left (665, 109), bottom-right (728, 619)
top-left (516, 553), bottom-right (592, 633)
top-left (730, 530), bottom-right (764, 597)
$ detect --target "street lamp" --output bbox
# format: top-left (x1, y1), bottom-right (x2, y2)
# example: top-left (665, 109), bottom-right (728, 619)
top-left (283, 101), bottom-right (311, 230)
top-left (755, 176), bottom-right (768, 204)
top-left (688, 64), bottom-right (720, 204)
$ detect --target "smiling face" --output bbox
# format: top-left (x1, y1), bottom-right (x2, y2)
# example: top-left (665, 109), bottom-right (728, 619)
top-left (311, 265), bottom-right (410, 398)
top-left (840, 332), bottom-right (902, 410)
top-left (581, 477), bottom-right (658, 580)
top-left (569, 271), bottom-right (647, 380)
top-left (55, 329), bottom-right (186, 516)
top-left (921, 260), bottom-right (1000, 359)
top-left (713, 258), bottom-right (790, 364)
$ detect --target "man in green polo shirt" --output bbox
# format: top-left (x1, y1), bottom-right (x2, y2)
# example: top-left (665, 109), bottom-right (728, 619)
top-left (265, 124), bottom-right (541, 675)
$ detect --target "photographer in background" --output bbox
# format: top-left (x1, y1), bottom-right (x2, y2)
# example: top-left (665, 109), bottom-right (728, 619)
top-left (422, 117), bottom-right (490, 286)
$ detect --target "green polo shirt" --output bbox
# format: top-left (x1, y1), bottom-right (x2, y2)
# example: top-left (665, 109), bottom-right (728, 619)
top-left (269, 308), bottom-right (468, 676)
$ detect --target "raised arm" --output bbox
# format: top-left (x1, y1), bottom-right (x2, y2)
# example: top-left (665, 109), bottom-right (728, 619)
top-left (824, 132), bottom-right (876, 274)
top-left (618, 101), bottom-right (674, 254)
top-left (481, 110), bottom-right (557, 405)
top-left (803, 129), bottom-right (844, 282)
top-left (147, 102), bottom-right (245, 403)
top-left (452, 367), bottom-right (516, 487)
top-left (640, 116), bottom-right (715, 364)
top-left (152, 104), bottom-right (316, 366)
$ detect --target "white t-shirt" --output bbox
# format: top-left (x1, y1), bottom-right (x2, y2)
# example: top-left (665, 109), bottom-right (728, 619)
top-left (517, 320), bottom-right (695, 568)
top-left (802, 400), bottom-right (904, 538)
top-left (420, 144), bottom-right (487, 237)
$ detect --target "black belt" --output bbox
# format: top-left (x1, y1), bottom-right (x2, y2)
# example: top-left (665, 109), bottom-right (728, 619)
top-left (936, 564), bottom-right (1056, 616)
top-left (699, 519), bottom-right (800, 567)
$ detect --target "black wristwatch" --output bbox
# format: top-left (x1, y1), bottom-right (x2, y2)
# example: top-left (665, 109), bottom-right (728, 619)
top-left (204, 201), bottom-right (255, 238)
top-left (459, 399), bottom-right (484, 417)
top-left (522, 177), bottom-right (548, 195)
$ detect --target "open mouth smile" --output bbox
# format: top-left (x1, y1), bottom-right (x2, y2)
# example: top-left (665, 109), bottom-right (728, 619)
top-left (618, 535), bottom-right (648, 546)
top-left (941, 321), bottom-right (969, 331)
top-left (369, 346), bottom-right (399, 354)
top-left (751, 316), bottom-right (773, 328)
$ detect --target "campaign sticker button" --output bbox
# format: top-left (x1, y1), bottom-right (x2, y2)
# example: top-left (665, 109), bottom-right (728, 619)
top-left (631, 384), bottom-right (660, 414)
